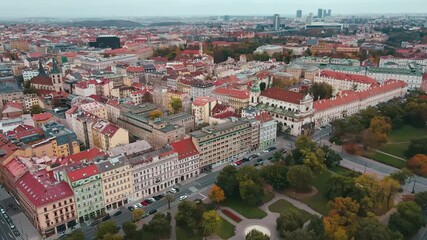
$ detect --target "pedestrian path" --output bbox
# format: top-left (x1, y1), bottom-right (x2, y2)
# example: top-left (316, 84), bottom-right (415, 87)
top-left (374, 150), bottom-right (406, 161)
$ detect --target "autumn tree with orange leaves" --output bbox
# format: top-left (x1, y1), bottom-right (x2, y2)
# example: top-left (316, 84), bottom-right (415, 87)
top-left (208, 184), bottom-right (225, 204)
top-left (407, 154), bottom-right (427, 177)
top-left (323, 197), bottom-right (360, 240)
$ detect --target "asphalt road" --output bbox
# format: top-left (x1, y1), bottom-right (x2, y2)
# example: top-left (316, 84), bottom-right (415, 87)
top-left (79, 146), bottom-right (279, 240)
top-left (0, 211), bottom-right (16, 240)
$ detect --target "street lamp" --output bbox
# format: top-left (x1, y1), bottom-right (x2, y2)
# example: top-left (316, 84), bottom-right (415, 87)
top-left (412, 177), bottom-right (417, 194)
top-left (364, 163), bottom-right (367, 173)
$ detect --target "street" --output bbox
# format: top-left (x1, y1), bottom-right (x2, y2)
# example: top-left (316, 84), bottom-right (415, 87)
top-left (0, 212), bottom-right (16, 240)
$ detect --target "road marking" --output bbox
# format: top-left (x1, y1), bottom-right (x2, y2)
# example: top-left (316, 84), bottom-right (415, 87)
top-left (199, 193), bottom-right (207, 200)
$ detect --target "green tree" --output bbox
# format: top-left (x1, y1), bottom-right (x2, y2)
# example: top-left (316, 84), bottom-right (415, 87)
top-left (273, 151), bottom-right (284, 162)
top-left (236, 165), bottom-right (263, 185)
top-left (30, 104), bottom-right (44, 114)
top-left (309, 82), bottom-right (333, 100)
top-left (96, 220), bottom-right (119, 240)
top-left (65, 230), bottom-right (85, 240)
top-left (326, 174), bottom-right (358, 200)
top-left (415, 191), bottom-right (427, 210)
top-left (388, 201), bottom-right (425, 237)
top-left (170, 97), bottom-right (183, 113)
top-left (246, 229), bottom-right (270, 240)
top-left (216, 165), bottom-right (239, 197)
top-left (175, 201), bottom-right (202, 234)
top-left (202, 210), bottom-right (221, 237)
top-left (321, 146), bottom-right (342, 167)
top-left (302, 148), bottom-right (326, 172)
top-left (23, 86), bottom-right (37, 94)
top-left (405, 138), bottom-right (427, 158)
top-left (144, 213), bottom-right (172, 238)
top-left (282, 228), bottom-right (317, 240)
top-left (295, 135), bottom-right (316, 151)
top-left (276, 211), bottom-right (305, 237)
top-left (132, 208), bottom-right (144, 222)
top-left (122, 221), bottom-right (137, 240)
top-left (239, 179), bottom-right (264, 206)
top-left (287, 165), bottom-right (314, 192)
top-left (149, 109), bottom-right (163, 120)
top-left (307, 215), bottom-right (326, 240)
top-left (102, 233), bottom-right (123, 240)
top-left (259, 163), bottom-right (289, 191)
top-left (165, 194), bottom-right (174, 209)
top-left (355, 217), bottom-right (400, 240)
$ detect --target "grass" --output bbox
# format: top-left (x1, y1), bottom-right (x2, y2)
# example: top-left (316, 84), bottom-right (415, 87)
top-left (300, 171), bottom-right (331, 216)
top-left (176, 225), bottom-right (202, 240)
top-left (217, 217), bottom-right (235, 239)
top-left (329, 165), bottom-right (357, 175)
top-left (222, 196), bottom-right (268, 219)
top-left (363, 151), bottom-right (406, 169)
top-left (268, 199), bottom-right (313, 221)
top-left (379, 143), bottom-right (409, 159)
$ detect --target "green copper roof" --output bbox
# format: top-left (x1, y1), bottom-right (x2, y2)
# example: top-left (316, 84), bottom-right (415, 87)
top-left (51, 58), bottom-right (60, 74)
top-left (251, 79), bottom-right (261, 93)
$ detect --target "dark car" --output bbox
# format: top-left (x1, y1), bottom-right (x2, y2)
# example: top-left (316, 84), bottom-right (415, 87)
top-left (58, 234), bottom-right (69, 240)
top-left (249, 154), bottom-right (258, 159)
top-left (256, 158), bottom-right (263, 163)
top-left (89, 220), bottom-right (100, 226)
top-left (173, 187), bottom-right (180, 192)
top-left (141, 213), bottom-right (149, 219)
top-left (145, 199), bottom-right (154, 204)
top-left (242, 157), bottom-right (250, 162)
top-left (127, 206), bottom-right (135, 211)
top-left (153, 195), bottom-right (164, 201)
top-left (113, 211), bottom-right (122, 217)
top-left (268, 157), bottom-right (273, 161)
top-left (149, 209), bottom-right (158, 215)
top-left (268, 147), bottom-right (277, 151)
top-left (101, 215), bottom-right (111, 222)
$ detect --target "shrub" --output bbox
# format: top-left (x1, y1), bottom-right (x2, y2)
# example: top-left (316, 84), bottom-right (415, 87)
top-left (343, 143), bottom-right (361, 155)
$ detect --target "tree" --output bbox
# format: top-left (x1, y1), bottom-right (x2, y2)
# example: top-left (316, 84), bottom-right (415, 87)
top-left (326, 174), bottom-right (358, 200)
top-left (175, 201), bottom-right (202, 234)
top-left (406, 138), bottom-right (427, 158)
top-left (239, 179), bottom-right (264, 206)
top-left (96, 220), bottom-right (119, 240)
top-left (208, 184), bottom-right (225, 204)
top-left (287, 165), bottom-right (314, 192)
top-left (23, 86), bottom-right (37, 94)
top-left (144, 213), bottom-right (172, 238)
top-left (407, 154), bottom-right (427, 177)
top-left (309, 82), bottom-right (333, 100)
top-left (276, 211), bottom-right (305, 237)
top-left (380, 177), bottom-right (400, 208)
top-left (368, 116), bottom-right (392, 147)
top-left (302, 148), bottom-right (326, 172)
top-left (170, 97), bottom-right (183, 114)
top-left (30, 104), bottom-right (44, 114)
top-left (354, 174), bottom-right (382, 214)
top-left (388, 201), bottom-right (425, 237)
top-left (273, 151), bottom-right (284, 162)
top-left (165, 193), bottom-right (174, 209)
top-left (149, 109), bottom-right (163, 120)
top-left (324, 197), bottom-right (360, 240)
top-left (236, 165), bottom-right (263, 185)
top-left (415, 191), bottom-right (427, 210)
top-left (389, 169), bottom-right (413, 185)
top-left (216, 165), bottom-right (239, 197)
top-left (246, 229), bottom-right (270, 240)
top-left (259, 163), bottom-right (289, 191)
top-left (355, 217), bottom-right (400, 240)
top-left (202, 210), bottom-right (221, 237)
top-left (122, 221), bottom-right (137, 240)
top-left (282, 228), bottom-right (317, 240)
top-left (132, 208), bottom-right (144, 222)
top-left (321, 146), bottom-right (342, 167)
top-left (307, 215), bottom-right (326, 240)
top-left (295, 135), bottom-right (316, 151)
top-left (102, 233), bottom-right (123, 240)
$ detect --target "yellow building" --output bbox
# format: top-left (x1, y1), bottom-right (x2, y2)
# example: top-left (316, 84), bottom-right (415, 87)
top-left (96, 156), bottom-right (133, 211)
top-left (92, 119), bottom-right (129, 151)
top-left (163, 90), bottom-right (191, 113)
top-left (80, 101), bottom-right (108, 120)
top-left (192, 96), bottom-right (217, 125)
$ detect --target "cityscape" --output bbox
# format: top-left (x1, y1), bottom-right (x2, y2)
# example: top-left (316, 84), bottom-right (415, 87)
top-left (0, 1), bottom-right (427, 240)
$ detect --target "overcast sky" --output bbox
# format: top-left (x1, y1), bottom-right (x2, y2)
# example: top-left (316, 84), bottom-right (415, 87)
top-left (1, 0), bottom-right (426, 18)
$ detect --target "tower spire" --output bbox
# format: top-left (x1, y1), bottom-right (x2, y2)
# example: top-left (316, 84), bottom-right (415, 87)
top-left (38, 60), bottom-right (47, 77)
top-left (51, 58), bottom-right (60, 74)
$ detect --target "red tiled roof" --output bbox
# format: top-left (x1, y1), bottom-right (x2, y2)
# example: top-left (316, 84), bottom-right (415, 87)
top-left (31, 76), bottom-right (53, 86)
top-left (254, 112), bottom-right (274, 123)
top-left (0, 135), bottom-right (20, 164)
top-left (213, 88), bottom-right (250, 100)
top-left (212, 111), bottom-right (240, 119)
top-left (319, 70), bottom-right (378, 85)
top-left (17, 171), bottom-right (73, 207)
top-left (182, 49), bottom-right (200, 55)
top-left (5, 157), bottom-right (27, 179)
top-left (63, 148), bottom-right (106, 164)
top-left (66, 164), bottom-right (99, 182)
top-left (2, 102), bottom-right (23, 111)
top-left (127, 66), bottom-right (145, 73)
top-left (32, 112), bottom-right (53, 122)
top-left (260, 87), bottom-right (306, 104)
top-left (100, 123), bottom-right (119, 137)
top-left (193, 96), bottom-right (217, 106)
top-left (170, 138), bottom-right (199, 160)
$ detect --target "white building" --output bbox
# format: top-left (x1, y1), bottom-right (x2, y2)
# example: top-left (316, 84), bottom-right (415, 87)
top-left (23, 94), bottom-right (40, 112)
top-left (192, 96), bottom-right (217, 125)
top-left (314, 70), bottom-right (378, 95)
top-left (367, 67), bottom-right (422, 90)
top-left (379, 56), bottom-right (427, 72)
top-left (254, 112), bottom-right (277, 149)
top-left (22, 69), bottom-right (40, 82)
top-left (77, 54), bottom-right (138, 70)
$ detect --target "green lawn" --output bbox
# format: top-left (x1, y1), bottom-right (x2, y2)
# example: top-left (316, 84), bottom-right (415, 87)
top-left (379, 143), bottom-right (409, 159)
top-left (217, 217), bottom-right (235, 239)
top-left (329, 165), bottom-right (357, 175)
top-left (222, 196), bottom-right (267, 219)
top-left (176, 225), bottom-right (202, 240)
top-left (268, 199), bottom-right (313, 221)
top-left (363, 151), bottom-right (406, 169)
top-left (300, 171), bottom-right (331, 216)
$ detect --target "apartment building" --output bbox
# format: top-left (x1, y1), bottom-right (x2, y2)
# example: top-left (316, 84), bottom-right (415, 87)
top-left (77, 54), bottom-right (138, 70)
top-left (62, 163), bottom-right (105, 223)
top-left (96, 156), bottom-right (133, 211)
top-left (170, 138), bottom-right (200, 181)
top-left (192, 96), bottom-right (217, 125)
top-left (212, 88), bottom-right (250, 111)
top-left (190, 119), bottom-right (252, 170)
top-left (42, 122), bottom-right (80, 156)
top-left (314, 70), bottom-right (378, 95)
top-left (91, 119), bottom-right (129, 151)
top-left (254, 112), bottom-right (277, 149)
top-left (24, 94), bottom-right (41, 112)
top-left (16, 171), bottom-right (76, 238)
top-left (79, 101), bottom-right (108, 120)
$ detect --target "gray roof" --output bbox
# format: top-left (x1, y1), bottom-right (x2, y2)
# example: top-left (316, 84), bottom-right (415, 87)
top-left (189, 119), bottom-right (250, 139)
top-left (95, 155), bottom-right (130, 173)
top-left (127, 145), bottom-right (175, 166)
top-left (108, 140), bottom-right (152, 157)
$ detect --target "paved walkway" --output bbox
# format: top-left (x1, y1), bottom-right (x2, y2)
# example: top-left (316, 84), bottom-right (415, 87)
top-left (374, 150), bottom-right (406, 161)
top-left (218, 192), bottom-right (321, 240)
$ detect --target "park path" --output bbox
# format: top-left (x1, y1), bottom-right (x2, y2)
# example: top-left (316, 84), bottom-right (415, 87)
top-left (217, 192), bottom-right (322, 240)
top-left (374, 150), bottom-right (406, 161)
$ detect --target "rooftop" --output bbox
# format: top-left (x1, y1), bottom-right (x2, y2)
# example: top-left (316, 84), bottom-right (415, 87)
top-left (108, 140), bottom-right (152, 157)
top-left (260, 87), bottom-right (307, 105)
top-left (189, 119), bottom-right (250, 139)
top-left (66, 163), bottom-right (99, 182)
top-left (95, 155), bottom-right (129, 173)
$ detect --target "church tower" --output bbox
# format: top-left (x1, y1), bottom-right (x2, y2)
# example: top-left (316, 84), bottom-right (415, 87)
top-left (199, 41), bottom-right (203, 56)
top-left (250, 79), bottom-right (261, 106)
top-left (50, 58), bottom-right (63, 92)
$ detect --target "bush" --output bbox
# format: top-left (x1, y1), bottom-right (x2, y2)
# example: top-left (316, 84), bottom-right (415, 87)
top-left (221, 209), bottom-right (242, 223)
top-left (343, 143), bottom-right (361, 155)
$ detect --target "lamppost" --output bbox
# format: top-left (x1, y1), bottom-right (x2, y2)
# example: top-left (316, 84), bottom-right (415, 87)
top-left (364, 163), bottom-right (367, 173)
top-left (412, 177), bottom-right (417, 194)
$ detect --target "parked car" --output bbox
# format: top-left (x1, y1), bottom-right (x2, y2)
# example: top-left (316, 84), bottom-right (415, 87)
top-left (173, 187), bottom-right (181, 192)
top-left (256, 158), bottom-right (263, 163)
top-left (169, 188), bottom-right (177, 194)
top-left (235, 160), bottom-right (243, 165)
top-left (136, 203), bottom-right (144, 208)
top-left (148, 198), bottom-right (156, 202)
top-left (262, 149), bottom-right (269, 153)
top-left (149, 209), bottom-right (158, 215)
top-left (127, 206), bottom-right (135, 211)
top-left (140, 201), bottom-right (148, 206)
top-left (0, 208), bottom-right (5, 214)
top-left (101, 215), bottom-right (111, 222)
top-left (242, 157), bottom-right (250, 162)
top-left (117, 225), bottom-right (122, 230)
top-left (268, 157), bottom-right (273, 161)
top-left (268, 147), bottom-right (277, 151)
top-left (113, 211), bottom-right (122, 217)
top-left (179, 194), bottom-right (188, 201)
top-left (10, 224), bottom-right (15, 229)
top-left (193, 198), bottom-right (203, 204)
top-left (58, 234), bottom-right (69, 240)
top-left (230, 162), bottom-right (237, 166)
top-left (141, 213), bottom-right (149, 219)
top-left (89, 220), bottom-right (100, 227)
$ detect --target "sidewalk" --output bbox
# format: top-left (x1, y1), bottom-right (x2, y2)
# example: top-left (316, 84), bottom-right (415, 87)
top-left (374, 150), bottom-right (406, 161)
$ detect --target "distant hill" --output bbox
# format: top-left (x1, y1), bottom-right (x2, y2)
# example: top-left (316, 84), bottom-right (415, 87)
top-left (70, 20), bottom-right (142, 28)
top-left (148, 22), bottom-right (185, 27)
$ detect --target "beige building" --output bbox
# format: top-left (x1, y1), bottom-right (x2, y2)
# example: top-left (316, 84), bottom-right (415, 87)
top-left (163, 90), bottom-right (191, 113)
top-left (79, 101), bottom-right (108, 120)
top-left (16, 171), bottom-right (76, 238)
top-left (96, 156), bottom-right (133, 211)
top-left (91, 119), bottom-right (129, 151)
top-left (192, 96), bottom-right (217, 125)
top-left (190, 119), bottom-right (252, 170)
top-left (212, 88), bottom-right (250, 111)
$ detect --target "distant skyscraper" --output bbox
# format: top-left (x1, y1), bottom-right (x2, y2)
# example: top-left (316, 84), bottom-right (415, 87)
top-left (273, 14), bottom-right (280, 30)
top-left (308, 12), bottom-right (314, 23)
top-left (327, 9), bottom-right (332, 17)
top-left (318, 8), bottom-right (323, 18)
top-left (224, 15), bottom-right (230, 21)
top-left (323, 9), bottom-right (327, 18)
top-left (296, 10), bottom-right (302, 18)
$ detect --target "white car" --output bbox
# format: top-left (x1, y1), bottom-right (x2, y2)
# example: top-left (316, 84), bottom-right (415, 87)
top-left (262, 149), bottom-right (269, 153)
top-left (10, 224), bottom-right (15, 229)
top-left (148, 198), bottom-right (156, 202)
top-left (133, 204), bottom-right (139, 209)
top-left (179, 195), bottom-right (188, 201)
top-left (169, 189), bottom-right (177, 194)
top-left (0, 208), bottom-right (5, 214)
top-left (136, 203), bottom-right (144, 208)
